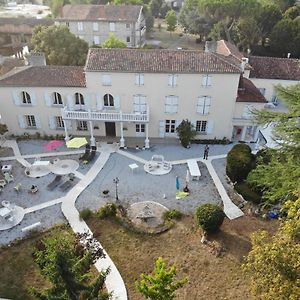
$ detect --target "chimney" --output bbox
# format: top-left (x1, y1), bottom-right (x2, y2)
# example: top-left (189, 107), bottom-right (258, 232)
top-left (205, 41), bottom-right (217, 53)
top-left (287, 53), bottom-right (291, 58)
top-left (240, 57), bottom-right (248, 73)
top-left (26, 52), bottom-right (46, 66)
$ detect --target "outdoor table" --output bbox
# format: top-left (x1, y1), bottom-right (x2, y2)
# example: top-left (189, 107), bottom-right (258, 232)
top-left (129, 163), bottom-right (139, 173)
top-left (2, 165), bottom-right (12, 173)
top-left (0, 207), bottom-right (11, 218)
top-left (32, 160), bottom-right (50, 166)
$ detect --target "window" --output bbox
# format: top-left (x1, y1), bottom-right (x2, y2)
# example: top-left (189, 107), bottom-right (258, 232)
top-left (165, 119), bottom-right (176, 133)
top-left (53, 92), bottom-right (62, 105)
top-left (202, 74), bottom-right (212, 87)
top-left (136, 124), bottom-right (145, 133)
top-left (135, 73), bottom-right (144, 86)
top-left (133, 95), bottom-right (146, 112)
top-left (77, 120), bottom-right (88, 131)
top-left (25, 115), bottom-right (36, 128)
top-left (103, 94), bottom-right (114, 107)
top-left (197, 96), bottom-right (211, 114)
top-left (102, 74), bottom-right (111, 86)
top-left (56, 116), bottom-right (64, 128)
top-left (75, 93), bottom-right (84, 105)
top-left (242, 105), bottom-right (254, 119)
top-left (165, 95), bottom-right (178, 113)
top-left (21, 91), bottom-right (31, 104)
top-left (196, 120), bottom-right (207, 133)
top-left (93, 36), bottom-right (100, 45)
top-left (93, 22), bottom-right (99, 31)
top-left (109, 22), bottom-right (115, 32)
top-left (258, 88), bottom-right (266, 96)
top-left (126, 23), bottom-right (131, 29)
top-left (77, 22), bottom-right (83, 31)
top-left (168, 74), bottom-right (178, 87)
top-left (66, 22), bottom-right (69, 27)
top-left (126, 36), bottom-right (131, 43)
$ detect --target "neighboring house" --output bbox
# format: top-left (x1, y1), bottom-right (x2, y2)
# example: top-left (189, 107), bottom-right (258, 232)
top-left (55, 4), bottom-right (146, 48)
top-left (0, 48), bottom-right (266, 148)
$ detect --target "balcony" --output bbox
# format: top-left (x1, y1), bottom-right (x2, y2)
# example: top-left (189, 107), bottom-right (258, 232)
top-left (61, 106), bottom-right (149, 123)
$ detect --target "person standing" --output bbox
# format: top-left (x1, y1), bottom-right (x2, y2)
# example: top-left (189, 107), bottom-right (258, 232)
top-left (203, 145), bottom-right (209, 160)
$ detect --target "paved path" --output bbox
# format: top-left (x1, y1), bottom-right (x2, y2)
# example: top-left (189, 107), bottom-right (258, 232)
top-left (2, 140), bottom-right (31, 167)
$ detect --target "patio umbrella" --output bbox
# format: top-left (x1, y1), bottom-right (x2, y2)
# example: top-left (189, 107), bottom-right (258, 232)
top-left (43, 140), bottom-right (64, 152)
top-left (186, 170), bottom-right (190, 185)
top-left (176, 176), bottom-right (180, 191)
top-left (66, 137), bottom-right (88, 149)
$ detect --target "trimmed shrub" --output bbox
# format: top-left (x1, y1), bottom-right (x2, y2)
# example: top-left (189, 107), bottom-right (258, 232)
top-left (79, 208), bottom-right (93, 220)
top-left (196, 204), bottom-right (225, 233)
top-left (163, 209), bottom-right (183, 221)
top-left (234, 182), bottom-right (262, 204)
top-left (226, 144), bottom-right (254, 183)
top-left (97, 203), bottom-right (117, 219)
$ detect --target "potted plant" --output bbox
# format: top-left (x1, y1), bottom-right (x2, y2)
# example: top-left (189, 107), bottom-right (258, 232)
top-left (102, 190), bottom-right (110, 198)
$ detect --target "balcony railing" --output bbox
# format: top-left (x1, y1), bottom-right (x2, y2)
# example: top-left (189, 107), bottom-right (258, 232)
top-left (61, 106), bottom-right (149, 123)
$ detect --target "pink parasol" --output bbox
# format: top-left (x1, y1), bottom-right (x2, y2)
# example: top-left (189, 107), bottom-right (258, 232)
top-left (43, 140), bottom-right (64, 152)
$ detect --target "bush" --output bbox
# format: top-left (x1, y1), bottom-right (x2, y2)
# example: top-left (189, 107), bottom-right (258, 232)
top-left (226, 144), bottom-right (254, 183)
top-left (196, 204), bottom-right (225, 233)
top-left (234, 182), bottom-right (262, 204)
top-left (163, 209), bottom-right (183, 221)
top-left (97, 203), bottom-right (117, 219)
top-left (176, 119), bottom-right (196, 148)
top-left (79, 208), bottom-right (93, 220)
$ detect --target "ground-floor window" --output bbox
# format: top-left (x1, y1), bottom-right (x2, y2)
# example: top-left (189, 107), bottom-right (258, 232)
top-left (25, 115), bottom-right (36, 128)
top-left (77, 120), bottom-right (88, 131)
top-left (165, 119), bottom-right (176, 133)
top-left (56, 116), bottom-right (64, 129)
top-left (196, 120), bottom-right (207, 133)
top-left (136, 123), bottom-right (145, 133)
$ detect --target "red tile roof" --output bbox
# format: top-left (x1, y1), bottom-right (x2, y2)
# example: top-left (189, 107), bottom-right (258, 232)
top-left (0, 66), bottom-right (86, 87)
top-left (216, 40), bottom-right (244, 61)
top-left (236, 77), bottom-right (267, 103)
top-left (249, 56), bottom-right (300, 80)
top-left (85, 48), bottom-right (241, 73)
top-left (58, 4), bottom-right (142, 22)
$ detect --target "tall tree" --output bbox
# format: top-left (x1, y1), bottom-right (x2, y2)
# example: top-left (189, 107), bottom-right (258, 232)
top-left (165, 10), bottom-right (177, 34)
top-left (101, 33), bottom-right (127, 48)
top-left (31, 25), bottom-right (89, 66)
top-left (243, 194), bottom-right (300, 299)
top-left (136, 257), bottom-right (188, 300)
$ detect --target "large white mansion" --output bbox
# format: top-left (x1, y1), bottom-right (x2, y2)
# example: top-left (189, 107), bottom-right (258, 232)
top-left (0, 40), bottom-right (298, 148)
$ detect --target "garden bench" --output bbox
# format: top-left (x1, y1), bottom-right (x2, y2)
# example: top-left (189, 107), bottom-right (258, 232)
top-left (21, 222), bottom-right (41, 232)
top-left (187, 159), bottom-right (201, 180)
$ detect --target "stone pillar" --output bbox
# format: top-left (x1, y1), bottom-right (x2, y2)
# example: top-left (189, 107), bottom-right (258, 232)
top-left (63, 120), bottom-right (70, 141)
top-left (144, 123), bottom-right (150, 148)
top-left (253, 126), bottom-right (260, 142)
top-left (120, 121), bottom-right (125, 148)
top-left (89, 120), bottom-right (96, 146)
top-left (240, 125), bottom-right (247, 142)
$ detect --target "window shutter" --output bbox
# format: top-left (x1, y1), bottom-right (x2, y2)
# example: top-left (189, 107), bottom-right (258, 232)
top-left (140, 74), bottom-right (144, 85)
top-left (49, 116), bottom-right (56, 129)
top-left (67, 95), bottom-right (74, 110)
top-left (133, 95), bottom-right (139, 112)
top-left (12, 91), bottom-right (20, 106)
top-left (135, 74), bottom-right (140, 85)
top-left (206, 120), bottom-right (214, 134)
top-left (44, 92), bottom-right (52, 107)
top-left (202, 75), bottom-right (207, 86)
top-left (66, 120), bottom-right (72, 130)
top-left (159, 120), bottom-right (165, 137)
top-left (172, 96), bottom-right (178, 113)
top-left (35, 116), bottom-right (41, 128)
top-left (191, 120), bottom-right (197, 131)
top-left (168, 75), bottom-right (173, 86)
top-left (84, 94), bottom-right (91, 109)
top-left (114, 96), bottom-right (120, 109)
top-left (197, 97), bottom-right (205, 114)
top-left (18, 115), bottom-right (26, 128)
top-left (165, 96), bottom-right (172, 113)
top-left (207, 75), bottom-right (212, 86)
top-left (140, 95), bottom-right (146, 112)
top-left (96, 93), bottom-right (103, 110)
top-left (30, 92), bottom-right (37, 106)
top-left (174, 74), bottom-right (178, 86)
top-left (204, 96), bottom-right (211, 114)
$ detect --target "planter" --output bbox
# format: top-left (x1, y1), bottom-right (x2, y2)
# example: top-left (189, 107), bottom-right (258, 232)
top-left (102, 190), bottom-right (110, 198)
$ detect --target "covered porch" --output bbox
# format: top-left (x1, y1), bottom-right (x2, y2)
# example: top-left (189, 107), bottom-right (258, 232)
top-left (232, 119), bottom-right (260, 142)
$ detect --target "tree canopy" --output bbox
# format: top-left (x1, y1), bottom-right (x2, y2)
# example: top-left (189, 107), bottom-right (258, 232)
top-left (31, 25), bottom-right (89, 66)
top-left (165, 10), bottom-right (177, 33)
top-left (101, 33), bottom-right (127, 48)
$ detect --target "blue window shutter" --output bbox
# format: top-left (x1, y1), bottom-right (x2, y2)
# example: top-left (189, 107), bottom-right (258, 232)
top-left (96, 93), bottom-right (103, 110)
top-left (45, 92), bottom-right (52, 107)
top-left (207, 120), bottom-right (214, 134)
top-left (35, 116), bottom-right (41, 128)
top-left (12, 91), bottom-right (21, 106)
top-left (114, 96), bottom-right (120, 109)
top-left (49, 116), bottom-right (56, 129)
top-left (18, 115), bottom-right (26, 128)
top-left (31, 92), bottom-right (37, 106)
top-left (159, 120), bottom-right (165, 137)
top-left (67, 95), bottom-right (74, 110)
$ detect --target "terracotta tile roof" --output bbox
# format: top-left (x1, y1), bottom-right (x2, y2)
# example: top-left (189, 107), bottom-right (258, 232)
top-left (58, 4), bottom-right (142, 22)
top-left (236, 77), bottom-right (267, 103)
top-left (249, 56), bottom-right (300, 80)
top-left (216, 40), bottom-right (245, 61)
top-left (0, 58), bottom-right (24, 76)
top-left (85, 48), bottom-right (241, 73)
top-left (0, 17), bottom-right (54, 27)
top-left (0, 66), bottom-right (86, 87)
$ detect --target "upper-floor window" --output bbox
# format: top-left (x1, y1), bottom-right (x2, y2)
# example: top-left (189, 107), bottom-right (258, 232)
top-left (75, 93), bottom-right (84, 105)
top-left (77, 22), bottom-right (84, 31)
top-left (165, 95), bottom-right (178, 113)
top-left (135, 73), bottom-right (144, 86)
top-left (202, 74), bottom-right (212, 87)
top-left (93, 36), bottom-right (100, 45)
top-left (21, 91), bottom-right (31, 104)
top-left (93, 22), bottom-right (99, 31)
top-left (103, 94), bottom-right (114, 107)
top-left (133, 94), bottom-right (147, 113)
top-left (197, 96), bottom-right (211, 114)
top-left (53, 92), bottom-right (62, 105)
top-left (25, 115), bottom-right (36, 128)
top-left (168, 74), bottom-right (178, 87)
top-left (77, 120), bottom-right (88, 131)
top-left (102, 74), bottom-right (111, 86)
top-left (126, 23), bottom-right (131, 29)
top-left (165, 119), bottom-right (176, 133)
top-left (109, 22), bottom-right (115, 32)
top-left (196, 120), bottom-right (207, 133)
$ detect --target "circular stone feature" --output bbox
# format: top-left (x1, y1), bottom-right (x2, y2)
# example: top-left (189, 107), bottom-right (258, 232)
top-left (0, 205), bottom-right (25, 231)
top-left (49, 159), bottom-right (79, 175)
top-left (25, 165), bottom-right (51, 178)
top-left (144, 161), bottom-right (172, 175)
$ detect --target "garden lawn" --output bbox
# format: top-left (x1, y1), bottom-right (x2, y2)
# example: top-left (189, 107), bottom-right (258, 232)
top-left (88, 214), bottom-right (278, 300)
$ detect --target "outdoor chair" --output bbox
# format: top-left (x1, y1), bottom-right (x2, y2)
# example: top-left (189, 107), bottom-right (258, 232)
top-left (14, 183), bottom-right (22, 193)
top-left (4, 173), bottom-right (14, 183)
top-left (59, 180), bottom-right (75, 191)
top-left (79, 144), bottom-right (91, 161)
top-left (47, 175), bottom-right (62, 190)
top-left (29, 185), bottom-right (39, 194)
top-left (0, 179), bottom-right (6, 188)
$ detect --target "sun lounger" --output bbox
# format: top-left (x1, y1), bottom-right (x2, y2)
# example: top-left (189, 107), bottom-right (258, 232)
top-left (59, 180), bottom-right (74, 191)
top-left (4, 173), bottom-right (14, 183)
top-left (47, 175), bottom-right (62, 190)
top-left (79, 144), bottom-right (91, 161)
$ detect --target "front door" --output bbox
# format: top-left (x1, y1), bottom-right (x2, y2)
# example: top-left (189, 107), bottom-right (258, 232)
top-left (105, 122), bottom-right (116, 137)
